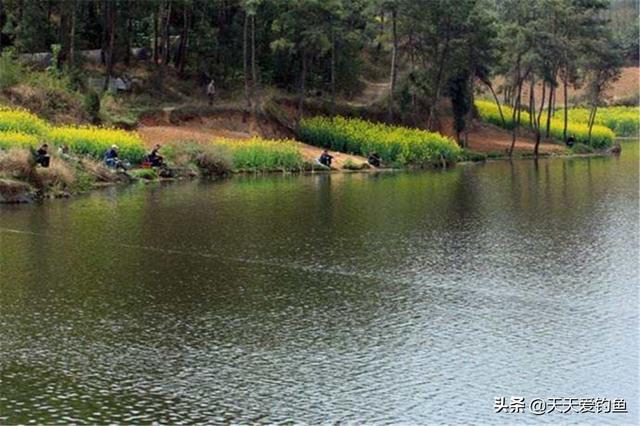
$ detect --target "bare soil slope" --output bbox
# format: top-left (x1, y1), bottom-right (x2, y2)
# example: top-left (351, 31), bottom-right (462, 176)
top-left (138, 123), bottom-right (369, 169)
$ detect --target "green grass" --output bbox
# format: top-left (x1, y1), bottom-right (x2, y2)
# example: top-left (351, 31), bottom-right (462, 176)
top-left (212, 137), bottom-right (305, 172)
top-left (460, 149), bottom-right (488, 162)
top-left (475, 100), bottom-right (615, 149)
top-left (130, 168), bottom-right (158, 180)
top-left (299, 116), bottom-right (461, 167)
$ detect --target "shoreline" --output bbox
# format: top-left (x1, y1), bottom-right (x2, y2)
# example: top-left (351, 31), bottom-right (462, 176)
top-left (0, 148), bottom-right (621, 205)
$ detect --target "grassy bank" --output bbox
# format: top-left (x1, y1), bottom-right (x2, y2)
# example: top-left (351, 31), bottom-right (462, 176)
top-left (299, 116), bottom-right (462, 167)
top-left (161, 137), bottom-right (306, 174)
top-left (475, 100), bottom-right (616, 149)
top-left (0, 146), bottom-right (130, 202)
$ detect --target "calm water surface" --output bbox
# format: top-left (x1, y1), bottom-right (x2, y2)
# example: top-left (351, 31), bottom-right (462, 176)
top-left (1, 142), bottom-right (638, 424)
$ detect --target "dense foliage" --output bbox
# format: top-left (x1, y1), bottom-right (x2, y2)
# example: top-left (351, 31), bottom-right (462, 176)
top-left (299, 116), bottom-right (461, 166)
top-left (0, 0), bottom-right (630, 160)
top-left (475, 100), bottom-right (615, 149)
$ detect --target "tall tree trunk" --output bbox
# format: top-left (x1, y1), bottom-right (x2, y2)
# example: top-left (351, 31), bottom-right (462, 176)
top-left (536, 81), bottom-right (546, 129)
top-left (330, 29), bottom-right (336, 117)
top-left (545, 84), bottom-right (554, 138)
top-left (298, 52), bottom-right (307, 120)
top-left (251, 14), bottom-right (257, 90)
top-left (175, 7), bottom-right (189, 74)
top-left (59, 1), bottom-right (70, 68)
top-left (387, 8), bottom-right (397, 122)
top-left (153, 6), bottom-right (159, 64)
top-left (102, 0), bottom-right (116, 91)
top-left (484, 80), bottom-right (506, 126)
top-left (125, 10), bottom-right (132, 66)
top-left (427, 37), bottom-right (450, 130)
top-left (464, 77), bottom-right (474, 148)
top-left (528, 78), bottom-right (535, 128)
top-left (509, 78), bottom-right (523, 157)
top-left (534, 81), bottom-right (546, 157)
top-left (563, 76), bottom-right (568, 142)
top-left (376, 8), bottom-right (384, 55)
top-left (69, 0), bottom-right (76, 66)
top-left (409, 30), bottom-right (417, 113)
top-left (243, 12), bottom-right (251, 108)
top-left (162, 1), bottom-right (172, 67)
top-left (587, 102), bottom-right (598, 143)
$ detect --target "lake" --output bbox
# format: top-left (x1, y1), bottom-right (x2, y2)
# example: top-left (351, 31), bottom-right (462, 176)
top-left (1, 142), bottom-right (638, 424)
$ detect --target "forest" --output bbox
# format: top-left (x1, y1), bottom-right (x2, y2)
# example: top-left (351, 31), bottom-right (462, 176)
top-left (0, 0), bottom-right (637, 152)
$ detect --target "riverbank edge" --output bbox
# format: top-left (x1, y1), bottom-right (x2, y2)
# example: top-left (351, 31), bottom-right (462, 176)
top-left (0, 147), bottom-right (620, 205)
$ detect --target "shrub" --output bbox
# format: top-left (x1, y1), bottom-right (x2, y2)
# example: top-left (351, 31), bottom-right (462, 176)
top-left (343, 159), bottom-right (366, 170)
top-left (36, 161), bottom-right (76, 188)
top-left (570, 143), bottom-right (595, 154)
top-left (460, 149), bottom-right (487, 162)
top-left (84, 90), bottom-right (101, 124)
top-left (0, 108), bottom-right (50, 136)
top-left (130, 168), bottom-right (158, 180)
top-left (212, 137), bottom-right (305, 172)
top-left (0, 148), bottom-right (35, 179)
top-left (0, 49), bottom-right (23, 90)
top-left (299, 116), bottom-right (461, 167)
top-left (195, 144), bottom-right (233, 176)
top-left (49, 126), bottom-right (146, 163)
top-left (475, 100), bottom-right (615, 149)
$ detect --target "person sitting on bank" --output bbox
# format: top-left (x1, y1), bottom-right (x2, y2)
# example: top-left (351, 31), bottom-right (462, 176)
top-left (35, 144), bottom-right (50, 168)
top-left (566, 135), bottom-right (576, 148)
top-left (368, 151), bottom-right (381, 167)
top-left (148, 144), bottom-right (164, 167)
top-left (104, 144), bottom-right (124, 169)
top-left (58, 144), bottom-right (71, 160)
top-left (318, 149), bottom-right (334, 167)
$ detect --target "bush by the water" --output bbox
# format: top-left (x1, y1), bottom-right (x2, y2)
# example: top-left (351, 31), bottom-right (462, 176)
top-left (562, 106), bottom-right (639, 137)
top-left (195, 144), bottom-right (234, 176)
top-left (299, 116), bottom-right (461, 166)
top-left (130, 168), bottom-right (158, 180)
top-left (570, 143), bottom-right (595, 154)
top-left (475, 100), bottom-right (615, 149)
top-left (213, 137), bottom-right (305, 172)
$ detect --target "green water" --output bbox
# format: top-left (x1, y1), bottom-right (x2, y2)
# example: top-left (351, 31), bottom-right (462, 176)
top-left (1, 142), bottom-right (638, 424)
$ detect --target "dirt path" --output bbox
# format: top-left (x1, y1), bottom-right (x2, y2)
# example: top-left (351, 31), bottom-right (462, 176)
top-left (138, 125), bottom-right (369, 169)
top-left (439, 116), bottom-right (567, 155)
top-left (465, 125), bottom-right (567, 154)
top-left (348, 80), bottom-right (390, 107)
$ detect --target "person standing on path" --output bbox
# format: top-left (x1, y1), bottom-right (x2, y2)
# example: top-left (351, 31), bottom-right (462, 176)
top-left (207, 79), bottom-right (216, 106)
